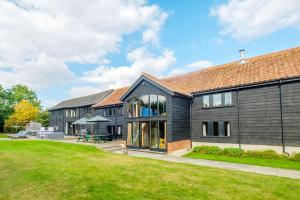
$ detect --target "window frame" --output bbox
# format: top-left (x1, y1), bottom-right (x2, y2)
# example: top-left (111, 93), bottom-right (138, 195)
top-left (202, 92), bottom-right (233, 109)
top-left (201, 121), bottom-right (232, 138)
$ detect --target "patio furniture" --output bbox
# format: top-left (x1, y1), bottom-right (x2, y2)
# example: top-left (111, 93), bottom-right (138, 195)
top-left (92, 134), bottom-right (113, 143)
top-left (36, 131), bottom-right (64, 139)
top-left (9, 131), bottom-right (28, 139)
top-left (76, 130), bottom-right (91, 142)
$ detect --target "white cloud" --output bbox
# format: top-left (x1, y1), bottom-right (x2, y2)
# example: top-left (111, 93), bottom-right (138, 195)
top-left (75, 46), bottom-right (176, 91)
top-left (68, 86), bottom-right (101, 98)
top-left (211, 0), bottom-right (300, 41)
top-left (0, 0), bottom-right (168, 88)
top-left (186, 60), bottom-right (213, 69)
top-left (0, 54), bottom-right (74, 89)
top-left (168, 60), bottom-right (212, 76)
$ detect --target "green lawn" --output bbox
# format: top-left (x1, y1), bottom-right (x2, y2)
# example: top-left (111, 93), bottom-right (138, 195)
top-left (185, 152), bottom-right (300, 171)
top-left (1, 141), bottom-right (300, 200)
top-left (0, 134), bottom-right (8, 138)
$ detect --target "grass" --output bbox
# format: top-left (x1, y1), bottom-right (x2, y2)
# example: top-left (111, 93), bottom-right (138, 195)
top-left (0, 134), bottom-right (8, 138)
top-left (185, 152), bottom-right (300, 171)
top-left (0, 141), bottom-right (300, 200)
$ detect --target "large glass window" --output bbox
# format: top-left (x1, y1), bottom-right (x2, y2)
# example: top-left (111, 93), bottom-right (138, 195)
top-left (132, 122), bottom-right (139, 146)
top-left (127, 100), bottom-right (133, 118)
top-left (132, 98), bottom-right (139, 118)
top-left (127, 123), bottom-right (132, 146)
top-left (127, 95), bottom-right (166, 118)
top-left (224, 92), bottom-right (232, 106)
top-left (213, 94), bottom-right (222, 107)
top-left (140, 95), bottom-right (150, 117)
top-left (140, 122), bottom-right (150, 148)
top-left (158, 95), bottom-right (166, 116)
top-left (159, 121), bottom-right (166, 149)
top-left (203, 95), bottom-right (210, 108)
top-left (150, 121), bottom-right (158, 148)
top-left (150, 95), bottom-right (158, 116)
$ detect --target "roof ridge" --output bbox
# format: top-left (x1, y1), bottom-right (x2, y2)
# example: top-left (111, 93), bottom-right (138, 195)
top-left (65, 89), bottom-right (113, 102)
top-left (162, 45), bottom-right (300, 81)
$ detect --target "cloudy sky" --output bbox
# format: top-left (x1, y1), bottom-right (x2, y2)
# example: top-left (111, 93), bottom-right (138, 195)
top-left (1, 0), bottom-right (300, 108)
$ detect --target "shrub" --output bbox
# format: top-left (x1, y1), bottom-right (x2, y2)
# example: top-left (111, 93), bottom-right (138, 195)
top-left (246, 149), bottom-right (279, 159)
top-left (291, 153), bottom-right (300, 162)
top-left (193, 146), bottom-right (222, 155)
top-left (222, 147), bottom-right (244, 157)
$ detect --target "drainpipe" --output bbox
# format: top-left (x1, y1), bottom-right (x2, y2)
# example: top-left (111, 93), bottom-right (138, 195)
top-left (236, 87), bottom-right (241, 149)
top-left (190, 98), bottom-right (194, 149)
top-left (279, 80), bottom-right (286, 154)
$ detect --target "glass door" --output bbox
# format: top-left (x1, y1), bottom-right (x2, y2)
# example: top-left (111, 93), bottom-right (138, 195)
top-left (150, 121), bottom-right (166, 150)
top-left (140, 122), bottom-right (150, 148)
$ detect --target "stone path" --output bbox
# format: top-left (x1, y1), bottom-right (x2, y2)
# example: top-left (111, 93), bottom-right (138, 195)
top-left (126, 150), bottom-right (300, 179)
top-left (61, 139), bottom-right (300, 180)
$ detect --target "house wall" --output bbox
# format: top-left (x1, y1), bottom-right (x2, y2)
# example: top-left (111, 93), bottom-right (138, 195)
top-left (122, 80), bottom-right (171, 142)
top-left (93, 105), bottom-right (124, 135)
top-left (122, 79), bottom-right (191, 145)
top-left (171, 95), bottom-right (191, 142)
top-left (49, 105), bottom-right (93, 134)
top-left (192, 80), bottom-right (300, 149)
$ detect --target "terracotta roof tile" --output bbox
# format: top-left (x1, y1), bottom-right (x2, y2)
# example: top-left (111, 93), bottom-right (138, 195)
top-left (162, 46), bottom-right (300, 94)
top-left (90, 46), bottom-right (300, 108)
top-left (92, 87), bottom-right (129, 108)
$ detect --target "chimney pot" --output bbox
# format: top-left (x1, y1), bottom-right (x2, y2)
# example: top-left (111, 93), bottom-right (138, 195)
top-left (239, 49), bottom-right (246, 64)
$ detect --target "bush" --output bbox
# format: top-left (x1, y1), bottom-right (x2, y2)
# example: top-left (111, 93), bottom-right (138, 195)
top-left (222, 147), bottom-right (244, 157)
top-left (246, 149), bottom-right (279, 159)
top-left (193, 146), bottom-right (222, 155)
top-left (291, 153), bottom-right (300, 162)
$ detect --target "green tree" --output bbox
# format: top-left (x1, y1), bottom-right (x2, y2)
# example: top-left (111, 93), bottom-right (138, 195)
top-left (0, 84), bottom-right (42, 132)
top-left (37, 110), bottom-right (50, 127)
top-left (5, 100), bottom-right (39, 131)
top-left (7, 85), bottom-right (41, 109)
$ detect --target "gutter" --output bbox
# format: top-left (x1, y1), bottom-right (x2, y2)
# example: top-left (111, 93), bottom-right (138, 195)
top-left (190, 98), bottom-right (194, 149)
top-left (278, 80), bottom-right (286, 154)
top-left (192, 77), bottom-right (300, 96)
top-left (236, 87), bottom-right (241, 149)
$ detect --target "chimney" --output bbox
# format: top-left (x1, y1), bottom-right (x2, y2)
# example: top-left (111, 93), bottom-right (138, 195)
top-left (239, 49), bottom-right (246, 64)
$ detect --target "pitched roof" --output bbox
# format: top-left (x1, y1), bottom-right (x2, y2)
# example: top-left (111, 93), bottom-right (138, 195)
top-left (161, 46), bottom-right (300, 94)
top-left (49, 89), bottom-right (113, 110)
top-left (141, 72), bottom-right (191, 96)
top-left (92, 87), bottom-right (129, 108)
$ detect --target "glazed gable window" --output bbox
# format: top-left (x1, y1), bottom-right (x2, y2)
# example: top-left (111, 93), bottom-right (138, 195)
top-left (126, 95), bottom-right (166, 118)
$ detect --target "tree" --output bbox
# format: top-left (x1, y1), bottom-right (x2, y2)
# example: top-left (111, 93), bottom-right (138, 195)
top-left (37, 110), bottom-right (50, 127)
top-left (5, 100), bottom-right (39, 131)
top-left (0, 85), bottom-right (41, 132)
top-left (7, 85), bottom-right (41, 109)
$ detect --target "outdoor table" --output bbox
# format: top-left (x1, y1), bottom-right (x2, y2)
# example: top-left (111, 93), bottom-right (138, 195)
top-left (92, 134), bottom-right (113, 143)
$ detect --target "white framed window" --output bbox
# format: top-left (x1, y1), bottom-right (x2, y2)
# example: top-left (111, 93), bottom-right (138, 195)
top-left (224, 92), bottom-right (232, 106)
top-left (203, 95), bottom-right (210, 108)
top-left (213, 94), bottom-right (222, 107)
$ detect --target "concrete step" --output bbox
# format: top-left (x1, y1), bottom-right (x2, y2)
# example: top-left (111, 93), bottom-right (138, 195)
top-left (102, 146), bottom-right (122, 151)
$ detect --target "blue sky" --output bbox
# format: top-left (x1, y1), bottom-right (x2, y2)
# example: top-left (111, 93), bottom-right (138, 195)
top-left (1, 0), bottom-right (300, 108)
